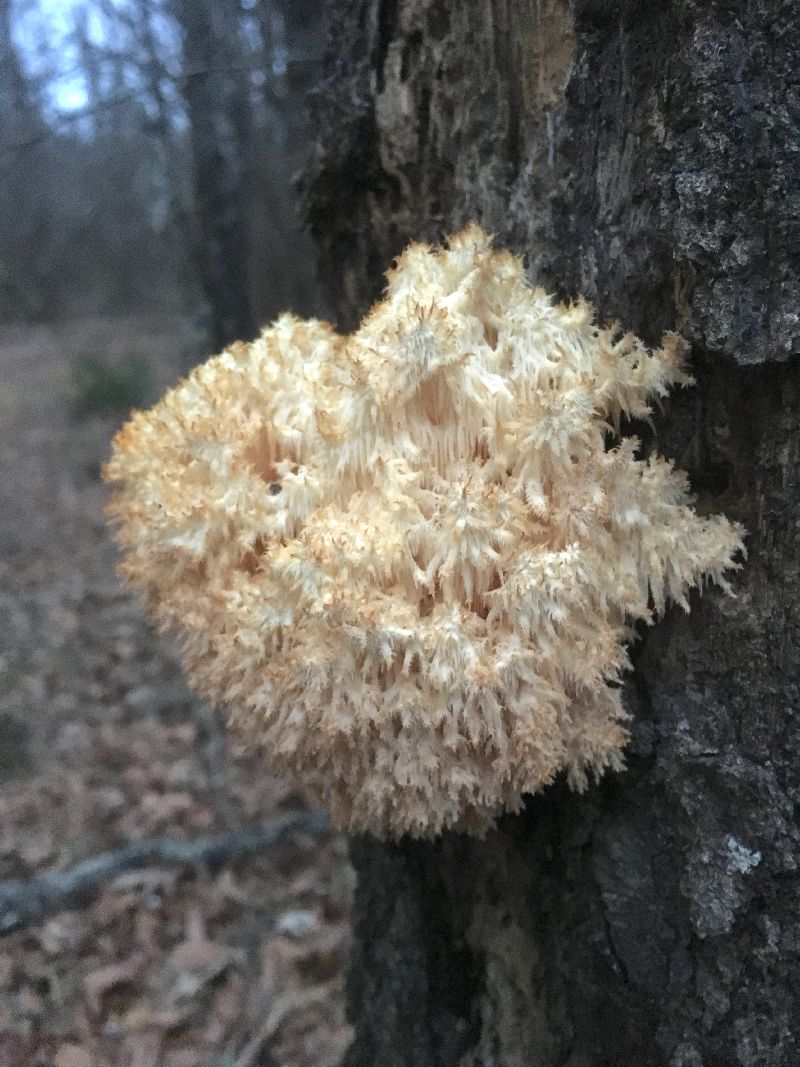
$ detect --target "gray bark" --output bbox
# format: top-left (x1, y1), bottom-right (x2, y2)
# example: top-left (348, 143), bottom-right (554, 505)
top-left (305, 1), bottom-right (800, 1064)
top-left (172, 0), bottom-right (256, 349)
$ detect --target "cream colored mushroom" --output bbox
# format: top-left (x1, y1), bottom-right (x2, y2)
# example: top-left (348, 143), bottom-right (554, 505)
top-left (104, 225), bottom-right (744, 838)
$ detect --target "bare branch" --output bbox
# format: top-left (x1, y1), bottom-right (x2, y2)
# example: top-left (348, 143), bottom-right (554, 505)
top-left (0, 810), bottom-right (330, 936)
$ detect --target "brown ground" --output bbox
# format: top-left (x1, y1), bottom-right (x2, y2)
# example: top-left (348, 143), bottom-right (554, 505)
top-left (0, 317), bottom-right (352, 1067)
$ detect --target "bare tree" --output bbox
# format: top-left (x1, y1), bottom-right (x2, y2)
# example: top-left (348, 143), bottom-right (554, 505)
top-left (170, 0), bottom-right (256, 349)
top-left (0, 0), bottom-right (185, 321)
top-left (246, 0), bottom-right (327, 323)
top-left (0, 0), bottom-right (37, 130)
top-left (1, 0), bottom-right (325, 331)
top-left (0, 0), bottom-right (49, 317)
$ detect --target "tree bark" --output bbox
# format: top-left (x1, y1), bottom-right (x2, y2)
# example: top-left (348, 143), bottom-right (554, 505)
top-left (305, 1), bottom-right (800, 1064)
top-left (173, 0), bottom-right (256, 350)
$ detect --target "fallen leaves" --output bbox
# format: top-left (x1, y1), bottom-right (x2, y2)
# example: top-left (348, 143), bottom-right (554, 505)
top-left (0, 318), bottom-right (353, 1067)
top-left (84, 955), bottom-right (146, 1016)
top-left (54, 1044), bottom-right (96, 1067)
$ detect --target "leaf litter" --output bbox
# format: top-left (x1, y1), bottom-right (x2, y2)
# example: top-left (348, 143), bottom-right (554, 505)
top-left (0, 317), bottom-right (353, 1067)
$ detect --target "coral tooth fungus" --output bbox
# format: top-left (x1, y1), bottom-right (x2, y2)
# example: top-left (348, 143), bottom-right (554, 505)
top-left (104, 225), bottom-right (744, 838)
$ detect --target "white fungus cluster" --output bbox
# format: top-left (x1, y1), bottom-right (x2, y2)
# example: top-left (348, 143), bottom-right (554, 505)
top-left (104, 225), bottom-right (744, 838)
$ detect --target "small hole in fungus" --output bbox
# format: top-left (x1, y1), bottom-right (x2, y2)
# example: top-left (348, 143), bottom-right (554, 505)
top-left (268, 482), bottom-right (282, 495)
top-left (418, 592), bottom-right (434, 618)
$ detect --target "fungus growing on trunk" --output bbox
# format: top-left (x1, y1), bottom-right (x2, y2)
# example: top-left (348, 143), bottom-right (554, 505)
top-left (104, 226), bottom-right (744, 838)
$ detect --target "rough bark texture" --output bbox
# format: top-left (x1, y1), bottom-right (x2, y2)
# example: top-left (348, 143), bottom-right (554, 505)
top-left (304, 2), bottom-right (800, 1064)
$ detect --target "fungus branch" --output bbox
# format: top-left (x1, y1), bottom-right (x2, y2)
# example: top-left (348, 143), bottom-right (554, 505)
top-left (0, 811), bottom-right (328, 935)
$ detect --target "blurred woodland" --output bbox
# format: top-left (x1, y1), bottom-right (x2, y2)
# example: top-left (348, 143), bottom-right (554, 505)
top-left (1, 0), bottom-right (326, 347)
top-left (0, 2), bottom-right (354, 1065)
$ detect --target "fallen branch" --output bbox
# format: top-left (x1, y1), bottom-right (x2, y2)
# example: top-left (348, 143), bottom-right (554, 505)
top-left (0, 810), bottom-right (329, 936)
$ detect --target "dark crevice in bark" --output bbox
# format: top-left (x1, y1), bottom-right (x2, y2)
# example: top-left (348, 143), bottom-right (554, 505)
top-left (489, 0), bottom-right (523, 178)
top-left (344, 837), bottom-right (482, 1067)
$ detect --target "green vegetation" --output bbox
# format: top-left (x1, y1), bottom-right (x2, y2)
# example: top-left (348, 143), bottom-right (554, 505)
top-left (70, 352), bottom-right (154, 420)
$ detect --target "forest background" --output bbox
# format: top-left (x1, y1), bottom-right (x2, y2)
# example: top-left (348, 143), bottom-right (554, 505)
top-left (0, 3), bottom-right (354, 1066)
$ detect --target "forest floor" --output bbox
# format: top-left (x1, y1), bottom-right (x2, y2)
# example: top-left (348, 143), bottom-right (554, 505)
top-left (0, 317), bottom-right (352, 1067)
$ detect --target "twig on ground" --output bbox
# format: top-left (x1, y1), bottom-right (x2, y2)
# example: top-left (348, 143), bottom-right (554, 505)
top-left (0, 810), bottom-right (329, 936)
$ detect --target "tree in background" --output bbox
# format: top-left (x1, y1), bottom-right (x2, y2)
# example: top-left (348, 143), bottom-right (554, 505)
top-left (0, 0), bottom-right (53, 319)
top-left (0, 0), bottom-right (186, 321)
top-left (170, 0), bottom-right (256, 348)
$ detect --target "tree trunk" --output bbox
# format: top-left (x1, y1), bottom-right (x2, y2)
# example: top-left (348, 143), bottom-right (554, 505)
top-left (0, 0), bottom-right (36, 130)
top-left (173, 0), bottom-right (256, 350)
top-left (247, 0), bottom-right (328, 322)
top-left (305, 1), bottom-right (800, 1064)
